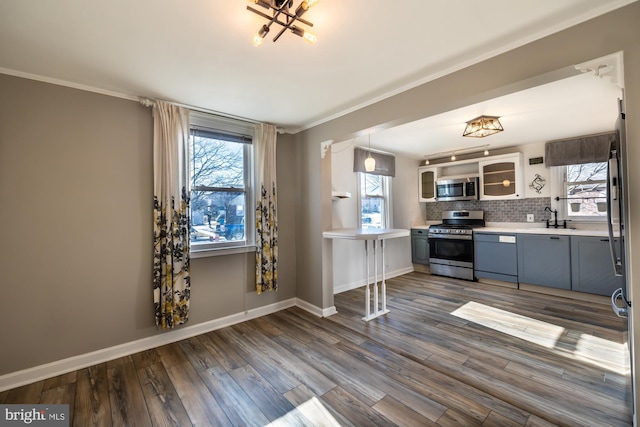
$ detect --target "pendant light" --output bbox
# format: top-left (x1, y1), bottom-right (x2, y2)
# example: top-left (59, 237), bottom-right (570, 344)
top-left (364, 134), bottom-right (376, 172)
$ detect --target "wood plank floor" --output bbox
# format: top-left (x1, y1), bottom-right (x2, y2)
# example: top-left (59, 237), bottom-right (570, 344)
top-left (1, 272), bottom-right (632, 426)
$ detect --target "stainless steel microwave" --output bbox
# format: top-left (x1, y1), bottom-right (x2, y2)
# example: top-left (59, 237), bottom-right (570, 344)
top-left (435, 176), bottom-right (479, 201)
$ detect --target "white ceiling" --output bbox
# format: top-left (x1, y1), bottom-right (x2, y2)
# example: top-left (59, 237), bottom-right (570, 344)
top-left (371, 71), bottom-right (624, 160)
top-left (0, 0), bottom-right (632, 159)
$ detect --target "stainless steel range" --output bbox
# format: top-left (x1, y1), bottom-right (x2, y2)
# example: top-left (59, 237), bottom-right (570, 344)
top-left (428, 210), bottom-right (485, 281)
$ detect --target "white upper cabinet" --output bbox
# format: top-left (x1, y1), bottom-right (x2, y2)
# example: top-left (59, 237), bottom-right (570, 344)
top-left (418, 166), bottom-right (437, 202)
top-left (479, 153), bottom-right (524, 200)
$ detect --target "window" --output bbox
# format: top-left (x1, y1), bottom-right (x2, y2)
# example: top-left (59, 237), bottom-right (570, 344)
top-left (189, 112), bottom-right (254, 252)
top-left (358, 172), bottom-right (390, 229)
top-left (563, 162), bottom-right (608, 219)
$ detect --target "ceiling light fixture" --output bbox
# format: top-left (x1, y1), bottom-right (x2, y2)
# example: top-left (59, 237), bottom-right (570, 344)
top-left (463, 115), bottom-right (504, 138)
top-left (484, 145), bottom-right (490, 156)
top-left (247, 0), bottom-right (319, 47)
top-left (365, 134), bottom-right (376, 172)
top-left (450, 152), bottom-right (456, 161)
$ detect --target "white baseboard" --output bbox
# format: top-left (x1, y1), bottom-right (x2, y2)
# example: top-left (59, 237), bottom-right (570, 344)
top-left (295, 298), bottom-right (337, 318)
top-left (0, 298), bottom-right (298, 392)
top-left (333, 266), bottom-right (414, 294)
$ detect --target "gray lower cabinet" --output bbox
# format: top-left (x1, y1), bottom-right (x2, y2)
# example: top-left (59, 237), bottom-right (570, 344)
top-left (517, 234), bottom-right (571, 289)
top-left (474, 233), bottom-right (518, 283)
top-left (411, 229), bottom-right (429, 265)
top-left (571, 235), bottom-right (624, 296)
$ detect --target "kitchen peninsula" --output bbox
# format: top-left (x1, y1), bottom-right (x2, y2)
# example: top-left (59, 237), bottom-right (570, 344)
top-left (323, 228), bottom-right (410, 320)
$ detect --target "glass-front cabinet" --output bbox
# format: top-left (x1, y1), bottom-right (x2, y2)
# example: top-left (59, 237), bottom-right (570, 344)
top-left (418, 166), bottom-right (437, 202)
top-left (479, 153), bottom-right (524, 200)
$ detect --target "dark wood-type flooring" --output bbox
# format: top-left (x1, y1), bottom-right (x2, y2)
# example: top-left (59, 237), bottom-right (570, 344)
top-left (1, 272), bottom-right (632, 426)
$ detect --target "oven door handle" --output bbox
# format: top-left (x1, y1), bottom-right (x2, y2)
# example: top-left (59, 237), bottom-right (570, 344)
top-left (428, 234), bottom-right (473, 241)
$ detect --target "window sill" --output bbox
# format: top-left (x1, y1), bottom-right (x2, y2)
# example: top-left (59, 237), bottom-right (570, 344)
top-left (191, 244), bottom-right (256, 259)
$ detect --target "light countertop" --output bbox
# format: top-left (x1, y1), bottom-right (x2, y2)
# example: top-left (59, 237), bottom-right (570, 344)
top-left (476, 226), bottom-right (609, 237)
top-left (411, 223), bottom-right (610, 237)
top-left (323, 228), bottom-right (410, 240)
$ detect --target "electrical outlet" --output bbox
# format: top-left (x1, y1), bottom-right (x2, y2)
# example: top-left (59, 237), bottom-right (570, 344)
top-left (527, 214), bottom-right (534, 222)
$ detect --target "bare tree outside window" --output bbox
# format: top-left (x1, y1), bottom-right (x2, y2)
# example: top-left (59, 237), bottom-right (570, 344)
top-left (190, 133), bottom-right (248, 243)
top-left (565, 162), bottom-right (607, 217)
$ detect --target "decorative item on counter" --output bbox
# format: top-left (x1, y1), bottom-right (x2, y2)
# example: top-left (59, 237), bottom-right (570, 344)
top-left (529, 173), bottom-right (546, 194)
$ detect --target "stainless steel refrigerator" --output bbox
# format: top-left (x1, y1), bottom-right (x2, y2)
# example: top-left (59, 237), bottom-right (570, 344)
top-left (609, 98), bottom-right (631, 317)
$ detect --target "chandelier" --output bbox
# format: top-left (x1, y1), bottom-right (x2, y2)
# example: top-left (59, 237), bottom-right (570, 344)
top-left (462, 115), bottom-right (504, 138)
top-left (247, 0), bottom-right (319, 47)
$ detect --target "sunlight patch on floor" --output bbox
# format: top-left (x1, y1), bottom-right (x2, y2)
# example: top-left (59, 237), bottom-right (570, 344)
top-left (266, 396), bottom-right (341, 427)
top-left (574, 333), bottom-right (629, 374)
top-left (451, 301), bottom-right (564, 349)
top-left (451, 301), bottom-right (629, 375)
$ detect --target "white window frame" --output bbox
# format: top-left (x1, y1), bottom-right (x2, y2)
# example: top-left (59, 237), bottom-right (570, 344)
top-left (550, 163), bottom-right (607, 223)
top-left (189, 112), bottom-right (255, 257)
top-left (357, 172), bottom-right (392, 229)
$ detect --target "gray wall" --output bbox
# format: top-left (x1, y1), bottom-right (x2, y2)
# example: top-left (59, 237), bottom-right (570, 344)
top-left (2, 6), bottom-right (640, 410)
top-left (0, 76), bottom-right (297, 375)
top-left (293, 1), bottom-right (640, 413)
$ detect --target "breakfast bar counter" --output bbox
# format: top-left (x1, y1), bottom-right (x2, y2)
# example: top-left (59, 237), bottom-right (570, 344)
top-left (323, 228), bottom-right (410, 321)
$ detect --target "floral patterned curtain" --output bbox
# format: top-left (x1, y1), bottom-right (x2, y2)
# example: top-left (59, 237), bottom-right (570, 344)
top-left (153, 102), bottom-right (191, 328)
top-left (255, 123), bottom-right (278, 294)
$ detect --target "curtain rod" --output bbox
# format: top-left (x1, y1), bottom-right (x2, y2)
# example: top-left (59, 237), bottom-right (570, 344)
top-left (139, 97), bottom-right (284, 134)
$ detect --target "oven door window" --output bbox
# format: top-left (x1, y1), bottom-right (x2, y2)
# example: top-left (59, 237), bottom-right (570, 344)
top-left (429, 238), bottom-right (473, 262)
top-left (436, 183), bottom-right (463, 199)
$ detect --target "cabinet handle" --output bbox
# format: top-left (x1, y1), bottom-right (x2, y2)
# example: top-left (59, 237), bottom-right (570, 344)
top-left (600, 238), bottom-right (610, 242)
top-left (550, 236), bottom-right (560, 240)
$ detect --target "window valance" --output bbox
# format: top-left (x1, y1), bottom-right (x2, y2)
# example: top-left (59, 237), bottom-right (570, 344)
top-left (545, 131), bottom-right (616, 167)
top-left (353, 147), bottom-right (395, 177)
top-left (191, 127), bottom-right (252, 144)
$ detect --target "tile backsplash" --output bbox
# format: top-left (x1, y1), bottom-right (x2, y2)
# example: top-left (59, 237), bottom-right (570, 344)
top-left (425, 197), bottom-right (552, 223)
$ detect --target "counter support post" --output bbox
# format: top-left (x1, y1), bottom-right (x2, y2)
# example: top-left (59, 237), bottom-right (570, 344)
top-left (322, 228), bottom-right (408, 322)
top-left (364, 240), bottom-right (370, 320)
top-left (381, 239), bottom-right (387, 312)
top-left (373, 240), bottom-right (379, 315)
top-left (362, 238), bottom-right (390, 321)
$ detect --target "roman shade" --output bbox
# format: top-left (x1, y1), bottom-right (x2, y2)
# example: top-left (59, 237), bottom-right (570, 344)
top-left (353, 147), bottom-right (396, 177)
top-left (545, 131), bottom-right (616, 166)
top-left (191, 127), bottom-right (252, 144)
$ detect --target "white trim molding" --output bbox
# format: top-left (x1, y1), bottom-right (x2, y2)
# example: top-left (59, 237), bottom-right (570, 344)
top-left (295, 298), bottom-right (337, 318)
top-left (575, 51), bottom-right (624, 89)
top-left (0, 298), bottom-right (296, 392)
